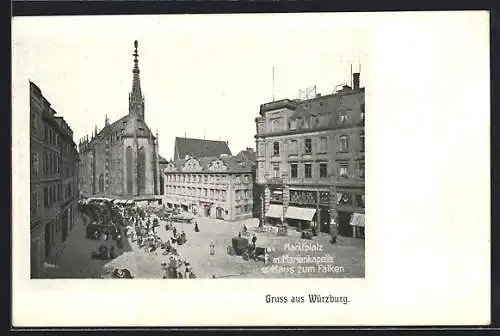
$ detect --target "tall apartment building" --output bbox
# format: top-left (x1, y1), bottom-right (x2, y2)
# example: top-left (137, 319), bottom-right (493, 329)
top-left (254, 72), bottom-right (365, 236)
top-left (30, 81), bottom-right (79, 278)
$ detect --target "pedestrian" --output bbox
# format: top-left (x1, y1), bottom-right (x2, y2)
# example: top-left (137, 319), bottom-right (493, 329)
top-left (264, 248), bottom-right (269, 264)
top-left (251, 234), bottom-right (257, 248)
top-left (194, 222), bottom-right (200, 232)
top-left (209, 241), bottom-right (215, 255)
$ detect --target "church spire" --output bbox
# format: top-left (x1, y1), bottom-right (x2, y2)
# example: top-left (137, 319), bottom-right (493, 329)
top-left (129, 40), bottom-right (145, 119)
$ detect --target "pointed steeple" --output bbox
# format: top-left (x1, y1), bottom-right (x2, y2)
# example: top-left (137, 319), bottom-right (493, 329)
top-left (129, 40), bottom-right (145, 120)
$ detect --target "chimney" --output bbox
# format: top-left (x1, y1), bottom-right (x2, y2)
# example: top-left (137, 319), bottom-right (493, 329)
top-left (353, 72), bottom-right (360, 90)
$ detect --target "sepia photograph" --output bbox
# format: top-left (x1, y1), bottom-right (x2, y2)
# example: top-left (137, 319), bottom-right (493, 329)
top-left (26, 17), bottom-right (367, 280)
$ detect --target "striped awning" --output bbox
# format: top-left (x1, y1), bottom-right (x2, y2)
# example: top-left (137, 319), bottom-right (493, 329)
top-left (265, 204), bottom-right (283, 218)
top-left (350, 213), bottom-right (365, 227)
top-left (285, 206), bottom-right (316, 221)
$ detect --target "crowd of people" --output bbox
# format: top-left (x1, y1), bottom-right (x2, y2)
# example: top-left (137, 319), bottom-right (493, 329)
top-left (79, 199), bottom-right (201, 279)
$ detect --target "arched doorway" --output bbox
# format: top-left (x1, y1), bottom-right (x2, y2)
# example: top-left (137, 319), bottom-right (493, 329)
top-left (126, 146), bottom-right (133, 195)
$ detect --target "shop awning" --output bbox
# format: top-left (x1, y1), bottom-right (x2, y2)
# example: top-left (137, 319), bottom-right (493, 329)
top-left (350, 213), bottom-right (365, 227)
top-left (285, 206), bottom-right (316, 221)
top-left (265, 204), bottom-right (283, 218)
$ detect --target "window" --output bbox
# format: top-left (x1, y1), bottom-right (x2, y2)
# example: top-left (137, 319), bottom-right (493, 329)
top-left (31, 153), bottom-right (39, 176)
top-left (290, 119), bottom-right (297, 130)
top-left (339, 112), bottom-right (346, 124)
top-left (273, 142), bottom-right (280, 156)
top-left (271, 119), bottom-right (280, 132)
top-left (257, 123), bottom-right (264, 134)
top-left (31, 112), bottom-right (37, 130)
top-left (319, 137), bottom-right (327, 153)
top-left (273, 163), bottom-right (280, 178)
top-left (297, 118), bottom-right (303, 128)
top-left (360, 103), bottom-right (365, 122)
top-left (339, 162), bottom-right (349, 178)
top-left (320, 163), bottom-right (328, 178)
top-left (258, 142), bottom-right (265, 156)
top-left (245, 190), bottom-right (249, 199)
top-left (339, 135), bottom-right (349, 152)
top-left (305, 164), bottom-right (312, 178)
top-left (360, 133), bottom-right (365, 152)
top-left (31, 190), bottom-right (38, 216)
top-left (58, 184), bottom-right (61, 201)
top-left (204, 189), bottom-right (208, 197)
top-left (44, 126), bottom-right (48, 141)
top-left (303, 117), bottom-right (310, 128)
top-left (358, 161), bottom-right (365, 178)
top-left (304, 138), bottom-right (312, 154)
top-left (44, 187), bottom-right (48, 208)
top-left (289, 140), bottom-right (298, 155)
top-left (290, 164), bottom-right (298, 178)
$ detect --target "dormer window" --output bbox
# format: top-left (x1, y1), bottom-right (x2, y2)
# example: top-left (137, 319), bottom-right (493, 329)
top-left (339, 112), bottom-right (347, 124)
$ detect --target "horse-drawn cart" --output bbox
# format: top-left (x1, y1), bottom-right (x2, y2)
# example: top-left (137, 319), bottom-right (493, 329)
top-left (227, 236), bottom-right (267, 261)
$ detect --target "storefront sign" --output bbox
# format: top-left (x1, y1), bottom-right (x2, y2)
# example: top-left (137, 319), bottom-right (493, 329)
top-left (319, 191), bottom-right (330, 205)
top-left (290, 190), bottom-right (317, 205)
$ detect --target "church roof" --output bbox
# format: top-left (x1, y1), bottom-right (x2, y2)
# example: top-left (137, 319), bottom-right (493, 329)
top-left (92, 114), bottom-right (155, 143)
top-left (174, 137), bottom-right (232, 161)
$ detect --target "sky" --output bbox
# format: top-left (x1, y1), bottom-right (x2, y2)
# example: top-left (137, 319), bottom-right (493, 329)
top-left (13, 14), bottom-right (369, 160)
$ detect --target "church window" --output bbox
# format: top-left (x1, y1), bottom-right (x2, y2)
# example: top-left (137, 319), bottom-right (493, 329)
top-left (126, 146), bottom-right (133, 195)
top-left (98, 174), bottom-right (104, 193)
top-left (137, 146), bottom-right (146, 193)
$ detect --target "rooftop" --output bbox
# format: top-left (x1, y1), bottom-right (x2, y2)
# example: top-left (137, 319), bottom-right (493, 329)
top-left (174, 137), bottom-right (232, 161)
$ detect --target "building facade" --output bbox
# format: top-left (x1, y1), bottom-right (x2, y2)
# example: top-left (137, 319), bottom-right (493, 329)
top-left (234, 147), bottom-right (261, 218)
top-left (30, 81), bottom-right (79, 278)
top-left (255, 72), bottom-right (365, 236)
top-left (163, 154), bottom-right (254, 221)
top-left (78, 41), bottom-right (161, 199)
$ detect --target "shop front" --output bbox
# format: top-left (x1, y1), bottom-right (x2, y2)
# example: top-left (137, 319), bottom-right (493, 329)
top-left (336, 190), bottom-right (365, 237)
top-left (350, 213), bottom-right (365, 238)
top-left (265, 204), bottom-right (283, 225)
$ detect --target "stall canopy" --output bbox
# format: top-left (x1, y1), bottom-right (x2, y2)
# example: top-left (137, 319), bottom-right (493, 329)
top-left (265, 204), bottom-right (283, 218)
top-left (350, 213), bottom-right (365, 227)
top-left (285, 206), bottom-right (316, 221)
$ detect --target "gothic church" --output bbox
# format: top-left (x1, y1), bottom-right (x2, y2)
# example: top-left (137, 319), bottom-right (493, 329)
top-left (78, 41), bottom-right (161, 198)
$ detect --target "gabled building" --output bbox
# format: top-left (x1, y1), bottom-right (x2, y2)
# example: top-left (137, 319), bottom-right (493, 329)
top-left (163, 139), bottom-right (253, 221)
